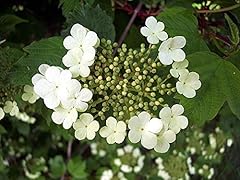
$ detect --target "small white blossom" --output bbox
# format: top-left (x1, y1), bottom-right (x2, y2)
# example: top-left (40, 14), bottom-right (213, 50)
top-left (62, 47), bottom-right (95, 78)
top-left (0, 107), bottom-right (5, 120)
top-left (128, 111), bottom-right (163, 149)
top-left (22, 85), bottom-right (39, 104)
top-left (176, 70), bottom-right (201, 98)
top-left (51, 107), bottom-right (78, 129)
top-left (154, 129), bottom-right (176, 153)
top-left (63, 23), bottom-right (99, 51)
top-left (120, 164), bottom-right (132, 173)
top-left (61, 79), bottom-right (93, 112)
top-left (140, 16), bottom-right (168, 44)
top-left (3, 101), bottom-right (19, 116)
top-left (159, 104), bottom-right (188, 134)
top-left (73, 113), bottom-right (99, 140)
top-left (227, 138), bottom-right (233, 147)
top-left (158, 36), bottom-right (186, 65)
top-left (170, 59), bottom-right (189, 78)
top-left (33, 66), bottom-right (73, 109)
top-left (114, 158), bottom-right (122, 166)
top-left (31, 64), bottom-right (50, 85)
top-left (99, 117), bottom-right (127, 144)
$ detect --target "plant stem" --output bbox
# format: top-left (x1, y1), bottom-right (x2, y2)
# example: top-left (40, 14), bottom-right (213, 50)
top-left (196, 4), bottom-right (240, 14)
top-left (67, 140), bottom-right (73, 160)
top-left (113, 2), bottom-right (143, 55)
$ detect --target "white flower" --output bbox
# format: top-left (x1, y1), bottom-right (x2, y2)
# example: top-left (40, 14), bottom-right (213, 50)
top-left (154, 129), bottom-right (176, 153)
top-left (170, 59), bottom-right (189, 78)
top-left (63, 23), bottom-right (99, 51)
top-left (33, 66), bottom-right (73, 109)
top-left (22, 85), bottom-right (40, 104)
top-left (140, 16), bottom-right (168, 44)
top-left (62, 47), bottom-right (94, 78)
top-left (128, 111), bottom-right (163, 149)
top-left (73, 113), bottom-right (99, 140)
top-left (99, 117), bottom-right (126, 144)
top-left (176, 70), bottom-right (201, 98)
top-left (120, 164), bottom-right (132, 173)
top-left (0, 107), bottom-right (5, 120)
top-left (51, 107), bottom-right (78, 129)
top-left (158, 36), bottom-right (186, 65)
top-left (3, 101), bottom-right (19, 116)
top-left (61, 79), bottom-right (93, 112)
top-left (159, 104), bottom-right (188, 134)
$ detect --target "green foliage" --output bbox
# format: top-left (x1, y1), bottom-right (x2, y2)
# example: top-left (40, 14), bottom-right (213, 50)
top-left (0, 47), bottom-right (24, 86)
top-left (178, 51), bottom-right (240, 124)
top-left (59, 0), bottom-right (80, 17)
top-left (0, 14), bottom-right (28, 34)
top-left (225, 13), bottom-right (240, 46)
top-left (67, 156), bottom-right (87, 179)
top-left (9, 37), bottom-right (66, 85)
top-left (49, 155), bottom-right (66, 178)
top-left (157, 7), bottom-right (209, 54)
top-left (64, 5), bottom-right (115, 41)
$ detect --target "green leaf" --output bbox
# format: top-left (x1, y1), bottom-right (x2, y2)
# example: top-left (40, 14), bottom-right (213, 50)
top-left (0, 14), bottom-right (28, 34)
top-left (67, 157), bottom-right (87, 179)
top-left (59, 0), bottom-right (81, 17)
top-left (64, 5), bottom-right (115, 41)
top-left (9, 36), bottom-right (66, 85)
top-left (157, 7), bottom-right (209, 54)
top-left (0, 125), bottom-right (7, 135)
top-left (49, 155), bottom-right (66, 179)
top-left (225, 13), bottom-right (240, 45)
top-left (0, 47), bottom-right (24, 86)
top-left (178, 51), bottom-right (240, 124)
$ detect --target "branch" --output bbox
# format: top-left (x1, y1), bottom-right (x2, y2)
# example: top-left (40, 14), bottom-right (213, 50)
top-left (113, 2), bottom-right (143, 55)
top-left (196, 4), bottom-right (240, 14)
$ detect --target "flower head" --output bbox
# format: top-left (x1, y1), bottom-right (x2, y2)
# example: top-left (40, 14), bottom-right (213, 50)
top-left (170, 59), bottom-right (189, 78)
top-left (128, 111), bottom-right (163, 149)
top-left (99, 117), bottom-right (127, 144)
top-left (176, 71), bottom-right (201, 98)
top-left (3, 101), bottom-right (19, 116)
top-left (73, 113), bottom-right (99, 140)
top-left (22, 85), bottom-right (40, 104)
top-left (159, 104), bottom-right (188, 134)
top-left (158, 36), bottom-right (186, 65)
top-left (51, 107), bottom-right (78, 129)
top-left (140, 16), bottom-right (168, 44)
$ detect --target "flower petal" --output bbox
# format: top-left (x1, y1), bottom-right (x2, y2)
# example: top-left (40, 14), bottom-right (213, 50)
top-left (45, 66), bottom-right (61, 83)
top-left (51, 109), bottom-right (66, 124)
top-left (83, 31), bottom-right (98, 47)
top-left (128, 130), bottom-right (141, 143)
top-left (106, 117), bottom-right (117, 128)
top-left (32, 74), bottom-right (44, 85)
top-left (158, 50), bottom-right (173, 65)
top-left (140, 27), bottom-right (151, 37)
top-left (146, 118), bottom-right (163, 134)
top-left (156, 31), bottom-right (168, 41)
top-left (154, 137), bottom-right (170, 153)
top-left (79, 113), bottom-right (93, 125)
top-left (34, 79), bottom-right (55, 98)
top-left (171, 36), bottom-right (186, 49)
top-left (88, 120), bottom-right (100, 132)
top-left (38, 64), bottom-right (50, 75)
top-left (75, 101), bottom-right (88, 112)
top-left (171, 104), bottom-right (184, 116)
top-left (75, 128), bottom-right (87, 140)
top-left (70, 23), bottom-right (87, 43)
top-left (115, 132), bottom-right (126, 144)
top-left (138, 111), bottom-right (151, 122)
top-left (44, 92), bottom-right (60, 109)
top-left (63, 36), bottom-right (79, 50)
top-left (176, 115), bottom-right (188, 130)
top-left (100, 126), bottom-right (113, 138)
top-left (79, 65), bottom-right (90, 78)
top-left (171, 49), bottom-right (185, 62)
top-left (116, 121), bottom-right (126, 132)
top-left (141, 131), bottom-right (157, 149)
top-left (86, 130), bottom-right (96, 140)
top-left (159, 107), bottom-right (171, 119)
top-left (106, 133), bottom-right (116, 144)
top-left (145, 16), bottom-right (157, 30)
top-left (162, 130), bottom-right (176, 143)
top-left (147, 35), bottom-right (159, 44)
top-left (78, 88), bottom-right (93, 102)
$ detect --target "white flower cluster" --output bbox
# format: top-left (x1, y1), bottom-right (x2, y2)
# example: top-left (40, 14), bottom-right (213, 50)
top-left (141, 16), bottom-right (201, 99)
top-left (63, 23), bottom-right (99, 78)
top-left (32, 64), bottom-right (93, 129)
top-left (114, 145), bottom-right (145, 176)
top-left (100, 169), bottom-right (113, 180)
top-left (155, 157), bottom-right (171, 180)
top-left (128, 104), bottom-right (187, 153)
top-left (90, 143), bottom-right (106, 157)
